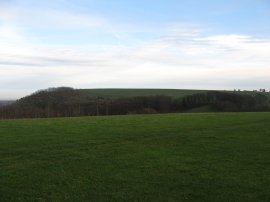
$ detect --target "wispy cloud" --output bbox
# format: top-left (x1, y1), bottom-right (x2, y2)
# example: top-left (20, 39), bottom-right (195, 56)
top-left (0, 1), bottom-right (269, 99)
top-left (0, 4), bottom-right (106, 29)
top-left (1, 25), bottom-right (269, 99)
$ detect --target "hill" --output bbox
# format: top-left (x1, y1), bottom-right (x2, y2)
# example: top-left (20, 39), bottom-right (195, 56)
top-left (0, 100), bottom-right (15, 106)
top-left (80, 88), bottom-right (208, 99)
top-left (1, 112), bottom-right (270, 201)
top-left (0, 87), bottom-right (269, 119)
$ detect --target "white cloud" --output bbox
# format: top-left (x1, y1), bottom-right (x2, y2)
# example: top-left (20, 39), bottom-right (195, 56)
top-left (1, 29), bottom-right (270, 99)
top-left (0, 26), bottom-right (22, 42)
top-left (0, 4), bottom-right (269, 99)
top-left (23, 9), bottom-right (105, 29)
top-left (0, 4), bottom-right (105, 30)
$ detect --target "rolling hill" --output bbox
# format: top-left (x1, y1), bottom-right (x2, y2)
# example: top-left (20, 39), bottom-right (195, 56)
top-left (80, 88), bottom-right (208, 99)
top-left (1, 88), bottom-right (269, 119)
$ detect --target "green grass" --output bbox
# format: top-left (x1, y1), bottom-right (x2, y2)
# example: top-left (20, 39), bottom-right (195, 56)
top-left (80, 88), bottom-right (270, 99)
top-left (185, 105), bottom-right (216, 113)
top-left (1, 113), bottom-right (270, 202)
top-left (80, 88), bottom-right (208, 99)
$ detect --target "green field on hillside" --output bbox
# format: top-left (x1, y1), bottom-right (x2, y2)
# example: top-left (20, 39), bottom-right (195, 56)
top-left (80, 88), bottom-right (208, 99)
top-left (80, 88), bottom-right (270, 99)
top-left (1, 113), bottom-right (270, 201)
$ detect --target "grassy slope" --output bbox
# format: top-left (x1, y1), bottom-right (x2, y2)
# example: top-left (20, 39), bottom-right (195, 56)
top-left (80, 88), bottom-right (270, 99)
top-left (1, 113), bottom-right (270, 202)
top-left (80, 88), bottom-right (208, 99)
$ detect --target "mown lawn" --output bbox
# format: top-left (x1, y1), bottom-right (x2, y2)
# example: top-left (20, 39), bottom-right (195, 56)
top-left (1, 113), bottom-right (270, 201)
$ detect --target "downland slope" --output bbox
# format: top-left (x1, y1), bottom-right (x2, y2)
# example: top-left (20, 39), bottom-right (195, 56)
top-left (81, 88), bottom-right (270, 99)
top-left (80, 88), bottom-right (208, 99)
top-left (1, 87), bottom-right (269, 119)
top-left (1, 112), bottom-right (270, 201)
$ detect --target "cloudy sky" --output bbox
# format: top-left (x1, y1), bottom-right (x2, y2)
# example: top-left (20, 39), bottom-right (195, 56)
top-left (0, 0), bottom-right (269, 99)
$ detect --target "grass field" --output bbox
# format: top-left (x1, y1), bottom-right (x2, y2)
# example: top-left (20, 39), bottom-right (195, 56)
top-left (1, 113), bottom-right (270, 201)
top-left (80, 88), bottom-right (208, 99)
top-left (80, 88), bottom-right (270, 99)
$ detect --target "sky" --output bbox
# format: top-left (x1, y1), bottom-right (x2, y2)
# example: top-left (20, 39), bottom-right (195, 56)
top-left (0, 0), bottom-right (270, 99)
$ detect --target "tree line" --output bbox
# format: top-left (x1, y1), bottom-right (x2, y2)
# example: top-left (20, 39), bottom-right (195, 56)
top-left (0, 87), bottom-right (269, 119)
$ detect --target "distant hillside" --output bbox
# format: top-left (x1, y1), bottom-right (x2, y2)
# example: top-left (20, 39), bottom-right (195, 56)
top-left (0, 100), bottom-right (15, 106)
top-left (17, 87), bottom-right (91, 106)
top-left (0, 87), bottom-right (269, 119)
top-left (80, 88), bottom-right (208, 99)
top-left (80, 88), bottom-right (270, 99)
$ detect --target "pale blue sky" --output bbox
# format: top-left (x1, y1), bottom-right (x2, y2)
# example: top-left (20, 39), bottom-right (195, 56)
top-left (0, 0), bottom-right (269, 98)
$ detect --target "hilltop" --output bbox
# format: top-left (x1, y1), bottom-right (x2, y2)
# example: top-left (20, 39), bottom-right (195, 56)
top-left (80, 88), bottom-right (208, 99)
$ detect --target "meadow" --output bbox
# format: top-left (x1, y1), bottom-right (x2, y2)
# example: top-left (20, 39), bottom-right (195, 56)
top-left (1, 112), bottom-right (270, 201)
top-left (80, 88), bottom-right (208, 99)
top-left (80, 88), bottom-right (270, 99)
